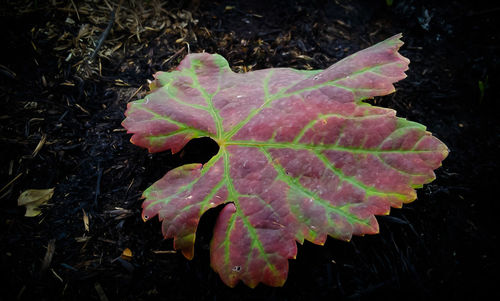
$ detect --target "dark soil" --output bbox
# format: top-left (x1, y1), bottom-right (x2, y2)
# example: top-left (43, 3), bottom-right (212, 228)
top-left (1, 0), bottom-right (498, 300)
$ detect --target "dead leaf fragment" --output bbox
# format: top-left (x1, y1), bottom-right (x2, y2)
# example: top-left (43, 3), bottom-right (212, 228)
top-left (121, 248), bottom-right (133, 261)
top-left (17, 188), bottom-right (54, 217)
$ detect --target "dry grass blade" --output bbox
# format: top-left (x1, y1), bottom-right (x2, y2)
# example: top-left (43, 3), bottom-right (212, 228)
top-left (32, 133), bottom-right (47, 157)
top-left (0, 173), bottom-right (23, 196)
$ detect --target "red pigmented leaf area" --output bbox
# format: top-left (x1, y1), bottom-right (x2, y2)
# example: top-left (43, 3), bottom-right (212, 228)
top-left (122, 34), bottom-right (448, 288)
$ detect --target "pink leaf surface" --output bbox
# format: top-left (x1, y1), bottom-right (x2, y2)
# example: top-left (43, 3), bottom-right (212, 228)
top-left (122, 34), bottom-right (448, 288)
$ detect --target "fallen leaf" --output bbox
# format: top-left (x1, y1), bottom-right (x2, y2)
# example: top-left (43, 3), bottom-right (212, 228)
top-left (123, 34), bottom-right (448, 287)
top-left (17, 188), bottom-right (54, 217)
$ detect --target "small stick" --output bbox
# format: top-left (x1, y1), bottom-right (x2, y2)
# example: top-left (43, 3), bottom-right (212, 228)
top-left (126, 85), bottom-right (143, 102)
top-left (90, 10), bottom-right (116, 61)
top-left (70, 0), bottom-right (80, 21)
top-left (94, 162), bottom-right (103, 208)
top-left (161, 46), bottom-right (186, 67)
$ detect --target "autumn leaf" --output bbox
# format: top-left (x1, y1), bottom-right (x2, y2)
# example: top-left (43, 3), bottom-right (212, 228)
top-left (17, 188), bottom-right (54, 217)
top-left (122, 34), bottom-right (448, 288)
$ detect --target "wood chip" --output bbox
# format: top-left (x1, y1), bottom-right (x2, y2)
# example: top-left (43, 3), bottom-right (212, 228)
top-left (94, 282), bottom-right (109, 301)
top-left (82, 208), bottom-right (90, 232)
top-left (40, 239), bottom-right (56, 273)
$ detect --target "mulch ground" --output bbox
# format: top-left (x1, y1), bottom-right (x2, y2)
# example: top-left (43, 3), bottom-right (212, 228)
top-left (1, 0), bottom-right (498, 300)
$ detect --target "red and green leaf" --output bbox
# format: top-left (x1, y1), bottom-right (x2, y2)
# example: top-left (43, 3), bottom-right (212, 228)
top-left (122, 34), bottom-right (448, 288)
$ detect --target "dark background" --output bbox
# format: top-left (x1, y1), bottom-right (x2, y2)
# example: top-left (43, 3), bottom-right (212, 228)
top-left (1, 0), bottom-right (498, 300)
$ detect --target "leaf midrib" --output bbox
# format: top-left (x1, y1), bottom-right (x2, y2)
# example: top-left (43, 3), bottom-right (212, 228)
top-left (225, 140), bottom-right (435, 154)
